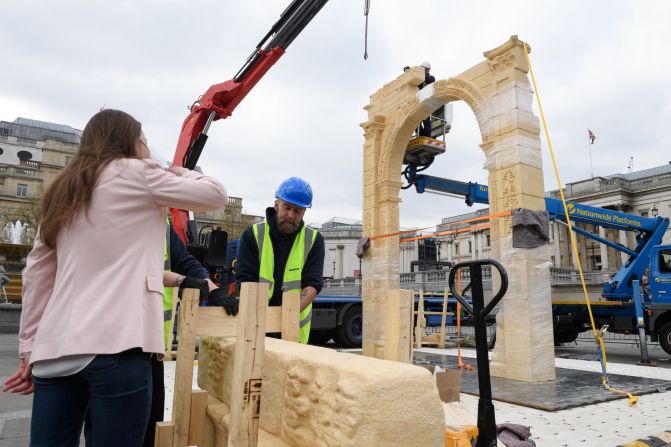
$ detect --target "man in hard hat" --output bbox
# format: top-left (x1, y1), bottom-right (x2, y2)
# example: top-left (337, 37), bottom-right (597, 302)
top-left (236, 177), bottom-right (325, 344)
top-left (419, 61), bottom-right (436, 137)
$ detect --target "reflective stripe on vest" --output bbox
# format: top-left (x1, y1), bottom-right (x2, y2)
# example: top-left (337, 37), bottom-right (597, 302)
top-left (163, 223), bottom-right (173, 350)
top-left (252, 221), bottom-right (317, 344)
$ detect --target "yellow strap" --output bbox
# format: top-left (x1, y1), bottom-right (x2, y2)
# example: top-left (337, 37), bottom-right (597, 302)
top-left (522, 44), bottom-right (637, 405)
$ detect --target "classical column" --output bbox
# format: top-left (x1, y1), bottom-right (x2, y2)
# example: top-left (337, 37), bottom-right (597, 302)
top-left (484, 38), bottom-right (556, 382)
top-left (470, 233), bottom-right (477, 260)
top-left (619, 230), bottom-right (628, 264)
top-left (598, 227), bottom-right (609, 271)
top-left (553, 223), bottom-right (562, 267)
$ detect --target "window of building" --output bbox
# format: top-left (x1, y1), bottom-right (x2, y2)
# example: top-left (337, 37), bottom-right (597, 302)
top-left (16, 183), bottom-right (28, 198)
top-left (65, 155), bottom-right (72, 166)
top-left (551, 255), bottom-right (556, 267)
top-left (640, 211), bottom-right (649, 217)
top-left (455, 243), bottom-right (459, 256)
top-left (468, 241), bottom-right (472, 253)
top-left (486, 234), bottom-right (490, 247)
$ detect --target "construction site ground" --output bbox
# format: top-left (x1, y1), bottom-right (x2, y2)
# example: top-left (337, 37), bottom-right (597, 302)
top-left (1, 333), bottom-right (670, 446)
top-left (164, 340), bottom-right (671, 447)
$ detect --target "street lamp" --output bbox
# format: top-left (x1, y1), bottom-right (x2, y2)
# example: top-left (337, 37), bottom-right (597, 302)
top-left (651, 203), bottom-right (659, 217)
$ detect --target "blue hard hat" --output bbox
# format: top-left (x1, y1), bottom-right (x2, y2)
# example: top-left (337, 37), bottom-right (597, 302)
top-left (275, 177), bottom-right (313, 208)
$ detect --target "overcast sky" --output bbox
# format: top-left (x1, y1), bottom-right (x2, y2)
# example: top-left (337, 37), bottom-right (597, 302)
top-left (2, 1), bottom-right (670, 233)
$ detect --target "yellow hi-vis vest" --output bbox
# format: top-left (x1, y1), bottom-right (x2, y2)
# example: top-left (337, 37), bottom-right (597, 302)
top-left (252, 221), bottom-right (317, 344)
top-left (163, 226), bottom-right (173, 350)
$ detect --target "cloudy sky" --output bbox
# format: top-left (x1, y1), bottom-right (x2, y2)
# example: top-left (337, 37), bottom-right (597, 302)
top-left (2, 1), bottom-right (670, 232)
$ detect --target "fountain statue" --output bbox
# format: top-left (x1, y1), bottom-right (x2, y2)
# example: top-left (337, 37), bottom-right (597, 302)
top-left (3, 220), bottom-right (29, 244)
top-left (0, 220), bottom-right (32, 306)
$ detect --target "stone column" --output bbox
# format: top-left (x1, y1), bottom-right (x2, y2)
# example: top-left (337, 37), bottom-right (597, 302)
top-left (579, 224), bottom-right (590, 270)
top-left (598, 227), bottom-right (609, 271)
top-left (619, 230), bottom-right (628, 264)
top-left (360, 68), bottom-right (428, 361)
top-left (483, 39), bottom-right (556, 382)
top-left (470, 233), bottom-right (477, 260)
top-left (553, 223), bottom-right (562, 267)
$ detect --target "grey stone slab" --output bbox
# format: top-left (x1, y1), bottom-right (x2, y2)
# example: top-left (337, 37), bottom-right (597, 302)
top-left (1, 418), bottom-right (30, 439)
top-left (0, 437), bottom-right (29, 447)
top-left (413, 352), bottom-right (671, 411)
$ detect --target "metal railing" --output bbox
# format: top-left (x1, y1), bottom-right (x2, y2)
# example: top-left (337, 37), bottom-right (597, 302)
top-left (323, 266), bottom-right (604, 293)
top-left (0, 164), bottom-right (38, 177)
top-left (550, 267), bottom-right (603, 285)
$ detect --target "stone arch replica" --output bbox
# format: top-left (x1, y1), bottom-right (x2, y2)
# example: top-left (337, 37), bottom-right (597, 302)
top-left (360, 36), bottom-right (556, 382)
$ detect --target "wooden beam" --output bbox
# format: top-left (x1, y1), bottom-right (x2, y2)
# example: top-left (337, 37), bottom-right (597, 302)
top-left (197, 307), bottom-right (283, 337)
top-left (154, 422), bottom-right (174, 447)
top-left (188, 389), bottom-right (209, 446)
top-left (171, 288), bottom-right (200, 447)
top-left (384, 289), bottom-right (413, 363)
top-left (281, 291), bottom-right (300, 342)
top-left (439, 288), bottom-right (448, 349)
top-left (406, 288), bottom-right (414, 364)
top-left (414, 290), bottom-right (424, 348)
top-left (227, 282), bottom-right (269, 447)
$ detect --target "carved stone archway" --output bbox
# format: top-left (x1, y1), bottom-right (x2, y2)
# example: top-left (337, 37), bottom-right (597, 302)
top-left (360, 36), bottom-right (555, 382)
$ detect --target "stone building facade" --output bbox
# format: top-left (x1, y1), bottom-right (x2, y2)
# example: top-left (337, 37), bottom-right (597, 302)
top-left (0, 117), bottom-right (262, 245)
top-left (193, 196), bottom-right (262, 242)
top-left (0, 118), bottom-right (81, 242)
top-left (320, 163), bottom-right (671, 280)
top-left (437, 162), bottom-right (671, 275)
top-left (316, 217), bottom-right (363, 279)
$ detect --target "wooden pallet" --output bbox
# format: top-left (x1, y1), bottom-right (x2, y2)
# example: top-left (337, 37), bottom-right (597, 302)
top-left (414, 289), bottom-right (454, 348)
top-left (155, 283), bottom-right (300, 447)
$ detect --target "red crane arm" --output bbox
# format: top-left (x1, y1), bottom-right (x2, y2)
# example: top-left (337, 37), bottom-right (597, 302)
top-left (170, 0), bottom-right (329, 243)
top-left (170, 48), bottom-right (285, 241)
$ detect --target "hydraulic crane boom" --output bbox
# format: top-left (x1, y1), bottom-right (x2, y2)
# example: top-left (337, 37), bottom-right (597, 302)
top-left (171, 0), bottom-right (329, 242)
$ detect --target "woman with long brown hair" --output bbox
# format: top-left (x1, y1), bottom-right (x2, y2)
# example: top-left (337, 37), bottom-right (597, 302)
top-left (2, 109), bottom-right (228, 446)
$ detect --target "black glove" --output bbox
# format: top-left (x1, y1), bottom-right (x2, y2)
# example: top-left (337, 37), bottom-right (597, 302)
top-left (208, 287), bottom-right (239, 316)
top-left (178, 276), bottom-right (209, 302)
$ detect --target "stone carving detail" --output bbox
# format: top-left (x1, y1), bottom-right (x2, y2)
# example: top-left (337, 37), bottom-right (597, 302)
top-left (360, 36), bottom-right (556, 382)
top-left (198, 337), bottom-right (446, 447)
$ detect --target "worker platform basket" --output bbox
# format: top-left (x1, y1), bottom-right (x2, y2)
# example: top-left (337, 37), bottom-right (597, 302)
top-left (404, 104), bottom-right (453, 166)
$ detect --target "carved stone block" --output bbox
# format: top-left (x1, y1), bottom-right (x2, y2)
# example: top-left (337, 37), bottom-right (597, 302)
top-left (198, 337), bottom-right (446, 447)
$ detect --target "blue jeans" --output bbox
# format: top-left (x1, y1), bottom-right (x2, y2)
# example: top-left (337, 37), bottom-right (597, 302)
top-left (31, 348), bottom-right (152, 447)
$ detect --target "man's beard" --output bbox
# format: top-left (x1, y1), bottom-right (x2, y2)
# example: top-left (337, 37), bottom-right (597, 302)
top-left (277, 219), bottom-right (299, 235)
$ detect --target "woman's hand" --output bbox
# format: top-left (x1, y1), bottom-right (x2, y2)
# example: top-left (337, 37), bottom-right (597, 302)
top-left (2, 356), bottom-right (34, 395)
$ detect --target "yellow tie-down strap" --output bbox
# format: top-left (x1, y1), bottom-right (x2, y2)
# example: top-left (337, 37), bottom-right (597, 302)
top-left (522, 43), bottom-right (638, 405)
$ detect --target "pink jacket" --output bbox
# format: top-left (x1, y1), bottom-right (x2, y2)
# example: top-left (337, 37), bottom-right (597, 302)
top-left (19, 159), bottom-right (228, 362)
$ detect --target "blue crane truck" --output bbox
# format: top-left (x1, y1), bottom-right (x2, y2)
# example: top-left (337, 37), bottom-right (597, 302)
top-left (404, 165), bottom-right (671, 356)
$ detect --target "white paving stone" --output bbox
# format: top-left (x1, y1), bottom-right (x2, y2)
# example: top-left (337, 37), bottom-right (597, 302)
top-left (163, 349), bottom-right (671, 446)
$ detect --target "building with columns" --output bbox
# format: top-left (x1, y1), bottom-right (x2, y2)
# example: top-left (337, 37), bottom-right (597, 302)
top-left (0, 118), bottom-right (82, 242)
top-left (439, 162), bottom-right (671, 275)
top-left (321, 162), bottom-right (671, 279)
top-left (193, 197), bottom-right (262, 243)
top-left (0, 116), bottom-right (262, 247)
top-left (316, 217), bottom-right (363, 279)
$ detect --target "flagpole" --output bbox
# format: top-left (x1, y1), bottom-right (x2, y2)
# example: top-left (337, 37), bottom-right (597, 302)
top-left (587, 129), bottom-right (594, 178)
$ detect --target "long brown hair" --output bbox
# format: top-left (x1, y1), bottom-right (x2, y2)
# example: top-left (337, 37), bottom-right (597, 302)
top-left (39, 109), bottom-right (142, 248)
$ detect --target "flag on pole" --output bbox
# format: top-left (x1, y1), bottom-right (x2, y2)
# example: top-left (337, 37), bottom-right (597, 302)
top-left (588, 129), bottom-right (596, 144)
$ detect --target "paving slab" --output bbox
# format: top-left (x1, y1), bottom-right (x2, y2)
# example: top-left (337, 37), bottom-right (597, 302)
top-left (413, 351), bottom-right (671, 411)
